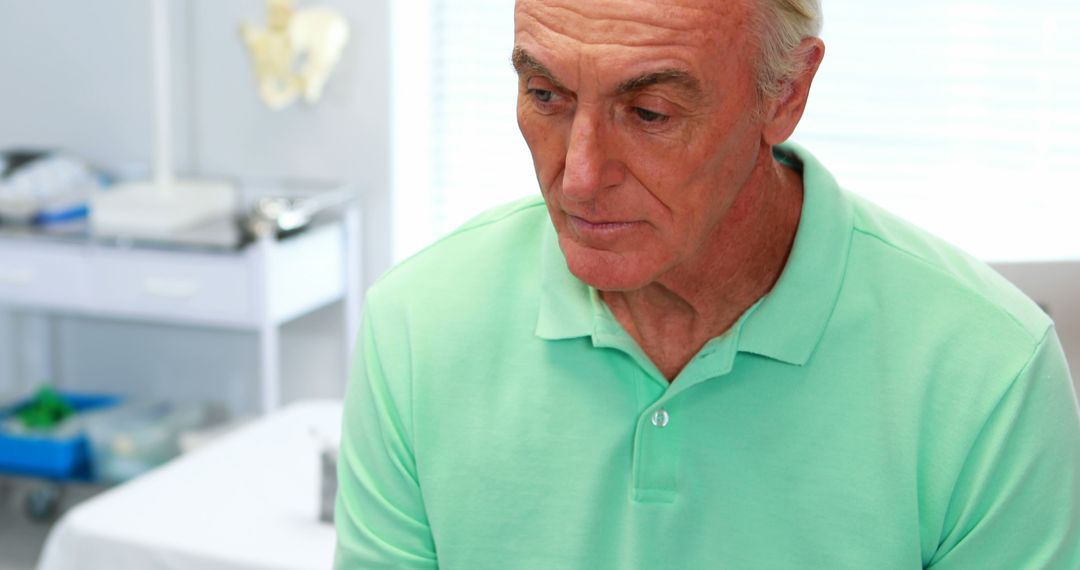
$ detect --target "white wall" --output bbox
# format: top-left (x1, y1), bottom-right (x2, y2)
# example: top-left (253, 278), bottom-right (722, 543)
top-left (0, 1), bottom-right (186, 173)
top-left (0, 0), bottom-right (389, 414)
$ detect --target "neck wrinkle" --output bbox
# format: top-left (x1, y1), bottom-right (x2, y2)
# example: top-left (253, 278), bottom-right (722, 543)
top-left (600, 147), bottom-right (804, 378)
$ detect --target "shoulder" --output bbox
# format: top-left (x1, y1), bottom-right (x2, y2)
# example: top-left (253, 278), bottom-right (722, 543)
top-left (780, 140), bottom-right (1051, 372)
top-left (364, 195), bottom-right (549, 329)
top-left (374, 194), bottom-right (548, 295)
top-left (845, 192), bottom-right (1051, 349)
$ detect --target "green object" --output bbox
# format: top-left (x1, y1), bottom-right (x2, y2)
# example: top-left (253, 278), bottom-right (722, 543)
top-left (335, 143), bottom-right (1080, 569)
top-left (15, 387), bottom-right (75, 430)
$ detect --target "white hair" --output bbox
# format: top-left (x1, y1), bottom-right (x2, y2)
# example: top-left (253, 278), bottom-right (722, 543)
top-left (753, 0), bottom-right (823, 100)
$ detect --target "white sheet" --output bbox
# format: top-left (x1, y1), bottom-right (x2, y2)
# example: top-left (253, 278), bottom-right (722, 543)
top-left (38, 400), bottom-right (342, 570)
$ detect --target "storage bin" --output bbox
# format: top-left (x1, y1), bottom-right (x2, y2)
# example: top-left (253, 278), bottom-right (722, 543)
top-left (0, 392), bottom-right (120, 480)
top-left (85, 401), bottom-right (211, 483)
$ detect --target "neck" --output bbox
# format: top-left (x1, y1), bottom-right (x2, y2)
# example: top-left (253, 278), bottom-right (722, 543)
top-left (601, 146), bottom-right (804, 381)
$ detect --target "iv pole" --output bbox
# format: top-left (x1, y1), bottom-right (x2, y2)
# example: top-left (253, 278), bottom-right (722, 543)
top-left (91, 0), bottom-right (236, 239)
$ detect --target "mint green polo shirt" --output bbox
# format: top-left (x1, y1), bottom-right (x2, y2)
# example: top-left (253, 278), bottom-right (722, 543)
top-left (335, 144), bottom-right (1080, 569)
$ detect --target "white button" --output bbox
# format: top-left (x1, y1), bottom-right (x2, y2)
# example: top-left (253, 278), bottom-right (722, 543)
top-left (651, 409), bottom-right (670, 428)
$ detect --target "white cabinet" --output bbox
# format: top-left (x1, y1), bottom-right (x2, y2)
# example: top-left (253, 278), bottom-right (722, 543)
top-left (0, 209), bottom-right (362, 413)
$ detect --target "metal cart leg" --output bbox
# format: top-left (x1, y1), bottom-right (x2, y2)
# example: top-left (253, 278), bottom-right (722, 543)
top-left (23, 481), bottom-right (64, 523)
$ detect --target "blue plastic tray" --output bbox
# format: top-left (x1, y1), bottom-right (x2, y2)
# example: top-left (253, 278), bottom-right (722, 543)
top-left (0, 392), bottom-right (120, 480)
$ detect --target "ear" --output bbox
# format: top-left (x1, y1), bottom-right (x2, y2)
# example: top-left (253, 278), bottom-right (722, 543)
top-left (762, 37), bottom-right (825, 146)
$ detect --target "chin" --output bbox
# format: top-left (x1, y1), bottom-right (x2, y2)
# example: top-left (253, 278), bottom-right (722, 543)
top-left (559, 237), bottom-right (659, 292)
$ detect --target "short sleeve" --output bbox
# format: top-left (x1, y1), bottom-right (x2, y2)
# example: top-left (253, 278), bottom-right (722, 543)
top-left (334, 297), bottom-right (438, 569)
top-left (928, 327), bottom-right (1080, 569)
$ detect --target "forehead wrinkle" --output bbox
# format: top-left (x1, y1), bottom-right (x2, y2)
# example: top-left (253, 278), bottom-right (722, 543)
top-left (518, 1), bottom-right (714, 49)
top-left (515, 0), bottom-right (757, 102)
top-left (543, 2), bottom-right (706, 33)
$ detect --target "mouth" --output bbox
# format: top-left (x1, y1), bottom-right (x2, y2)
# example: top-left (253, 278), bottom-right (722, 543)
top-left (565, 213), bottom-right (642, 240)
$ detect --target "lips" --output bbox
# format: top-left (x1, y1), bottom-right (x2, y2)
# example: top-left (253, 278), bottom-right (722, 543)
top-left (565, 213), bottom-right (643, 245)
top-left (569, 215), bottom-right (636, 231)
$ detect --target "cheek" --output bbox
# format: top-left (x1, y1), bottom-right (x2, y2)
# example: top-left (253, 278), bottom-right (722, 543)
top-left (518, 115), bottom-right (568, 190)
top-left (626, 147), bottom-right (739, 248)
top-left (624, 145), bottom-right (705, 222)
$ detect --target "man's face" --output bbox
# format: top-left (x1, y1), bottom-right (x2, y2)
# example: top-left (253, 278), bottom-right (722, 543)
top-left (514, 0), bottom-right (769, 291)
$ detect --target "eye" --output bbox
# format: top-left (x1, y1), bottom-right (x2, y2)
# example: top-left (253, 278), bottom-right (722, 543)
top-left (528, 88), bottom-right (554, 103)
top-left (633, 107), bottom-right (668, 123)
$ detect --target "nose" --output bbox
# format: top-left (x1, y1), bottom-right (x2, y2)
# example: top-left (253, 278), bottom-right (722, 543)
top-left (561, 111), bottom-right (624, 201)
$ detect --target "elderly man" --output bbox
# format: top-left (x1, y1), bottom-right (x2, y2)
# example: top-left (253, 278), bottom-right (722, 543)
top-left (335, 0), bottom-right (1080, 568)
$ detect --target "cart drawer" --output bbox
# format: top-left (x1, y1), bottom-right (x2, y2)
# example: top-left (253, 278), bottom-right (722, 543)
top-left (92, 250), bottom-right (253, 326)
top-left (0, 243), bottom-right (91, 310)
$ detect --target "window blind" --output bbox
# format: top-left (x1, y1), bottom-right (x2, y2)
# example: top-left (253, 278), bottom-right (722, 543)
top-left (392, 2), bottom-right (1080, 262)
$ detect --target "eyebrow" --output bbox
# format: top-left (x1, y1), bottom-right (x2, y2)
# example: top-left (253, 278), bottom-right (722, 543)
top-left (616, 70), bottom-right (702, 100)
top-left (511, 47), bottom-right (570, 92)
top-left (512, 47), bottom-right (703, 102)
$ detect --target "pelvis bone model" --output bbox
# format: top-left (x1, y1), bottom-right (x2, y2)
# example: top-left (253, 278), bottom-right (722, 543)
top-left (240, 0), bottom-right (350, 110)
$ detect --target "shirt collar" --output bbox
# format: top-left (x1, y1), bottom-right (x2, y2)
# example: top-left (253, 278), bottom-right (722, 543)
top-left (736, 142), bottom-right (853, 365)
top-left (535, 142), bottom-right (853, 367)
top-left (535, 223), bottom-right (594, 340)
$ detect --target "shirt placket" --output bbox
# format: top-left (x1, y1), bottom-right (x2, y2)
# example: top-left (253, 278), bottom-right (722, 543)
top-left (589, 290), bottom-right (744, 505)
top-left (631, 400), bottom-right (682, 503)
top-left (628, 335), bottom-right (740, 503)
